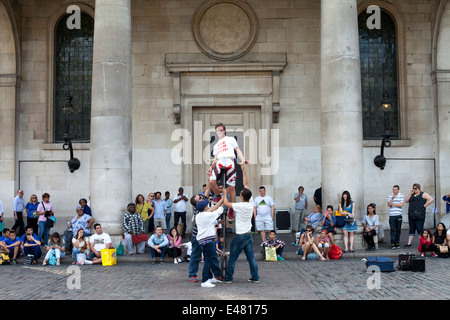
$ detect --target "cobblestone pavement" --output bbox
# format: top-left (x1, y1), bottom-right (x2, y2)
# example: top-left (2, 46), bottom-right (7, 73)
top-left (2, 256), bottom-right (449, 301)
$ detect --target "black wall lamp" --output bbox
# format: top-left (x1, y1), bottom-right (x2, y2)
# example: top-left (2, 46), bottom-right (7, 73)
top-left (374, 90), bottom-right (392, 170)
top-left (61, 95), bottom-right (81, 173)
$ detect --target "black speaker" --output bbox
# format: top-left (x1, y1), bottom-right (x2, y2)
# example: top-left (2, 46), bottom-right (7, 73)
top-left (275, 209), bottom-right (291, 233)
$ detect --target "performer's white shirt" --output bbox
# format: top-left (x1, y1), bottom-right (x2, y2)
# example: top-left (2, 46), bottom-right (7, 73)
top-left (213, 136), bottom-right (238, 160)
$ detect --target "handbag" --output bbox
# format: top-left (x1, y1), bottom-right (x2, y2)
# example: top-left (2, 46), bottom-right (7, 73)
top-left (101, 248), bottom-right (117, 266)
top-left (42, 202), bottom-right (55, 228)
top-left (335, 216), bottom-right (346, 228)
top-left (116, 241), bottom-right (124, 256)
top-left (439, 245), bottom-right (448, 254)
top-left (131, 233), bottom-right (148, 244)
top-left (76, 253), bottom-right (87, 265)
top-left (23, 254), bottom-right (34, 266)
top-left (264, 246), bottom-right (277, 262)
top-left (48, 249), bottom-right (57, 265)
top-left (328, 244), bottom-right (343, 260)
top-left (411, 210), bottom-right (424, 220)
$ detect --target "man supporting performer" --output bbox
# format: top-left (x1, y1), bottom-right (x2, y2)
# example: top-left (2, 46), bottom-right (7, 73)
top-left (208, 123), bottom-right (248, 220)
top-left (223, 163), bottom-right (260, 284)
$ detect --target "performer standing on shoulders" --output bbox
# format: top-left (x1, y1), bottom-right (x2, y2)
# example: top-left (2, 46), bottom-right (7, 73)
top-left (208, 123), bottom-right (248, 221)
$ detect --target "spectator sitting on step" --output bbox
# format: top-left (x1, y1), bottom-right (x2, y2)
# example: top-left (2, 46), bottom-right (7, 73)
top-left (23, 233), bottom-right (41, 264)
top-left (418, 230), bottom-right (438, 257)
top-left (87, 223), bottom-right (112, 264)
top-left (303, 204), bottom-right (323, 232)
top-left (432, 223), bottom-right (447, 253)
top-left (72, 228), bottom-right (91, 265)
top-left (362, 203), bottom-right (379, 251)
top-left (316, 230), bottom-right (331, 260)
top-left (299, 225), bottom-right (326, 261)
top-left (122, 203), bottom-right (146, 255)
top-left (43, 232), bottom-right (66, 266)
top-left (71, 206), bottom-right (95, 237)
top-left (20, 226), bottom-right (39, 255)
top-left (148, 226), bottom-right (168, 264)
top-left (3, 229), bottom-right (21, 264)
top-left (321, 205), bottom-right (336, 245)
top-left (260, 230), bottom-right (285, 261)
top-left (167, 227), bottom-right (183, 264)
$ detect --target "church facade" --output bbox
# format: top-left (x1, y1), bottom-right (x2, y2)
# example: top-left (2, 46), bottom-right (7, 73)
top-left (1, 0), bottom-right (449, 237)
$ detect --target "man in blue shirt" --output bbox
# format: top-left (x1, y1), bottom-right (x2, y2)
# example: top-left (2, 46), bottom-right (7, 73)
top-left (3, 230), bottom-right (21, 264)
top-left (79, 198), bottom-right (92, 216)
top-left (12, 190), bottom-right (25, 237)
top-left (293, 186), bottom-right (308, 232)
top-left (164, 191), bottom-right (173, 233)
top-left (443, 194), bottom-right (450, 214)
top-left (152, 192), bottom-right (167, 233)
top-left (20, 226), bottom-right (39, 255)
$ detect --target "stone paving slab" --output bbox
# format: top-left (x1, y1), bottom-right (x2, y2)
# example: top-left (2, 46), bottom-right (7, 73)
top-left (2, 252), bottom-right (449, 301)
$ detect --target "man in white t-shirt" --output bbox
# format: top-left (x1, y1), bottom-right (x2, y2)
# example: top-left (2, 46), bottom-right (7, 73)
top-left (208, 123), bottom-right (248, 221)
top-left (253, 186), bottom-right (275, 242)
top-left (173, 187), bottom-right (189, 238)
top-left (87, 223), bottom-right (112, 264)
top-left (222, 163), bottom-right (259, 284)
top-left (387, 185), bottom-right (404, 249)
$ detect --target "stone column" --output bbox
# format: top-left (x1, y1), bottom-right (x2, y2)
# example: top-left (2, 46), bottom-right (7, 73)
top-left (434, 71), bottom-right (450, 226)
top-left (320, 0), bottom-right (364, 218)
top-left (90, 0), bottom-right (132, 235)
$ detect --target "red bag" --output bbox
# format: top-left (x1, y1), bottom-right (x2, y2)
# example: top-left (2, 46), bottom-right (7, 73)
top-left (132, 233), bottom-right (148, 244)
top-left (328, 244), bottom-right (343, 260)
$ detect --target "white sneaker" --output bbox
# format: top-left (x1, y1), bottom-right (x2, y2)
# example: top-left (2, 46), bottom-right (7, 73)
top-left (201, 280), bottom-right (215, 288)
top-left (209, 277), bottom-right (221, 283)
top-left (84, 260), bottom-right (93, 265)
top-left (177, 258), bottom-right (182, 263)
top-left (174, 259), bottom-right (178, 264)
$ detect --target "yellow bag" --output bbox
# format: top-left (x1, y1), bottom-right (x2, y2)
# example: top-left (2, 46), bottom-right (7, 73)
top-left (101, 248), bottom-right (117, 266)
top-left (335, 210), bottom-right (347, 217)
top-left (264, 246), bottom-right (277, 262)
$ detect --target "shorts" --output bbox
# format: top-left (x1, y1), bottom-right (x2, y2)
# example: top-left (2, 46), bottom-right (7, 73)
top-left (209, 158), bottom-right (237, 187)
top-left (255, 217), bottom-right (273, 231)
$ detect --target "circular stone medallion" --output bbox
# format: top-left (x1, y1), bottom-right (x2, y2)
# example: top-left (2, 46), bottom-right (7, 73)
top-left (193, 0), bottom-right (259, 60)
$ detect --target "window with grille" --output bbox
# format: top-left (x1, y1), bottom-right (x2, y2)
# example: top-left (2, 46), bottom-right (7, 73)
top-left (54, 11), bottom-right (93, 142)
top-left (358, 9), bottom-right (399, 139)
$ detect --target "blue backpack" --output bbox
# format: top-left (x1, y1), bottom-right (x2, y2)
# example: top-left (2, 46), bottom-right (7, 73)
top-left (48, 250), bottom-right (57, 265)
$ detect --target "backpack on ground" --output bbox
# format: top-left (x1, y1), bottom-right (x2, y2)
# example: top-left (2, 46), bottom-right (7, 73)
top-left (0, 252), bottom-right (10, 265)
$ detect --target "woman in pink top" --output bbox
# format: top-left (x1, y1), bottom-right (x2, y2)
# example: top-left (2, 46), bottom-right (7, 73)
top-left (167, 227), bottom-right (183, 264)
top-left (37, 193), bottom-right (54, 245)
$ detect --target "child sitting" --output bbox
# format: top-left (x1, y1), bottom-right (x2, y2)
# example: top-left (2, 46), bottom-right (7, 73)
top-left (418, 230), bottom-right (438, 257)
top-left (260, 230), bottom-right (285, 261)
top-left (316, 230), bottom-right (331, 260)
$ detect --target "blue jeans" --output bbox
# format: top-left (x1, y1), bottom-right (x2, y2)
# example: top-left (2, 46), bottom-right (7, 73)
top-left (38, 221), bottom-right (50, 245)
top-left (150, 245), bottom-right (167, 259)
top-left (408, 216), bottom-right (425, 236)
top-left (188, 235), bottom-right (203, 278)
top-left (201, 241), bottom-right (221, 283)
top-left (389, 215), bottom-right (402, 244)
top-left (225, 233), bottom-right (259, 282)
top-left (24, 245), bottom-right (42, 260)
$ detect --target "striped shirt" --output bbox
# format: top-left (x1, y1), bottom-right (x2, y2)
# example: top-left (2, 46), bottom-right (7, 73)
top-left (387, 192), bottom-right (404, 216)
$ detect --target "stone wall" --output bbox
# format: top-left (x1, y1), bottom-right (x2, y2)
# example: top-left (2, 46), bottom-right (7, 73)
top-left (0, 0), bottom-right (446, 236)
